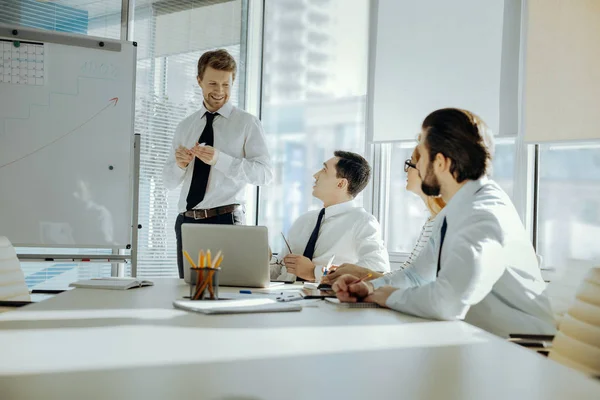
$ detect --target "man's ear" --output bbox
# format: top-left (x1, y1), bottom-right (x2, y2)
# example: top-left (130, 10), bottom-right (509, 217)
top-left (434, 153), bottom-right (451, 174)
top-left (196, 76), bottom-right (202, 86)
top-left (338, 178), bottom-right (349, 191)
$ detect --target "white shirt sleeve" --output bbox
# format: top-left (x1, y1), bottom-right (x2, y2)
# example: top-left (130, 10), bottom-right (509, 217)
top-left (353, 214), bottom-right (390, 273)
top-left (162, 121), bottom-right (187, 190)
top-left (382, 215), bottom-right (507, 321)
top-left (213, 116), bottom-right (274, 186)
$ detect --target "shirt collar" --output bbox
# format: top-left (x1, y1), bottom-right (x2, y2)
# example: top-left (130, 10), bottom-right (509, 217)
top-left (200, 101), bottom-right (233, 119)
top-left (443, 176), bottom-right (489, 222)
top-left (323, 200), bottom-right (355, 219)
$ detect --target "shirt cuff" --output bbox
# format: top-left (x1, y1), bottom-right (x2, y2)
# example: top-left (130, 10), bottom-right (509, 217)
top-left (384, 287), bottom-right (405, 310)
top-left (276, 266), bottom-right (296, 282)
top-left (370, 277), bottom-right (387, 290)
top-left (213, 150), bottom-right (234, 173)
top-left (173, 162), bottom-right (187, 176)
top-left (313, 265), bottom-right (324, 282)
top-left (207, 149), bottom-right (220, 166)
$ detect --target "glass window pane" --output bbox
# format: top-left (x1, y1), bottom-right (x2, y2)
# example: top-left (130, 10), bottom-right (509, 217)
top-left (538, 143), bottom-right (600, 272)
top-left (386, 143), bottom-right (427, 253)
top-left (259, 0), bottom-right (370, 253)
top-left (0, 0), bottom-right (122, 39)
top-left (491, 138), bottom-right (516, 199)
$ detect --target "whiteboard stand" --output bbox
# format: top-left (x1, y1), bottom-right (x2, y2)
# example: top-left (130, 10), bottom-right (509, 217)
top-left (131, 133), bottom-right (141, 277)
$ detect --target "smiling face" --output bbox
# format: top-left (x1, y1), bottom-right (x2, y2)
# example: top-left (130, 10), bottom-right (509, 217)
top-left (197, 66), bottom-right (232, 112)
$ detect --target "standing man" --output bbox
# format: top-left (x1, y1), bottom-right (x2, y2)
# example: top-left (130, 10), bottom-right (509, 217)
top-left (163, 49), bottom-right (273, 278)
top-left (333, 108), bottom-right (556, 337)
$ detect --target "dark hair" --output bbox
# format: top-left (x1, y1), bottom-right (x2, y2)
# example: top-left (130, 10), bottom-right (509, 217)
top-left (421, 108), bottom-right (493, 183)
top-left (333, 151), bottom-right (371, 198)
top-left (197, 49), bottom-right (237, 81)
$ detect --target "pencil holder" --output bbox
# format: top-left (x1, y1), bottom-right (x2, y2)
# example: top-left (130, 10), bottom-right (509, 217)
top-left (189, 267), bottom-right (220, 300)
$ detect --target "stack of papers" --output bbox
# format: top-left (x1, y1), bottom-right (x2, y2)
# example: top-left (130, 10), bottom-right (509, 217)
top-left (173, 298), bottom-right (302, 314)
top-left (70, 278), bottom-right (154, 290)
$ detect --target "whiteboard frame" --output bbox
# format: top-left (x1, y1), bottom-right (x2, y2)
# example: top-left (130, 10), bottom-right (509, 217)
top-left (0, 24), bottom-right (139, 273)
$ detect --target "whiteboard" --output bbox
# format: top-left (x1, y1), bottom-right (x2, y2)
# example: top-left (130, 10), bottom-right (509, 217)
top-left (0, 32), bottom-right (136, 247)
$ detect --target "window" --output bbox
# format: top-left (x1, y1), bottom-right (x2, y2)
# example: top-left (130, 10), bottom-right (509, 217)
top-left (258, 0), bottom-right (371, 253)
top-left (384, 137), bottom-right (516, 255)
top-left (133, 0), bottom-right (248, 278)
top-left (537, 143), bottom-right (600, 272)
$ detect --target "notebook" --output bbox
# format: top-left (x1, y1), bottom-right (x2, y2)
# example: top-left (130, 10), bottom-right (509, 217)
top-left (173, 298), bottom-right (302, 315)
top-left (325, 298), bottom-right (380, 308)
top-left (69, 278), bottom-right (154, 290)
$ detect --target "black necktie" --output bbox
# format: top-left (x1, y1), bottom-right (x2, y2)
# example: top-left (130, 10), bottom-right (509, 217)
top-left (436, 217), bottom-right (448, 277)
top-left (303, 208), bottom-right (325, 260)
top-left (186, 112), bottom-right (217, 210)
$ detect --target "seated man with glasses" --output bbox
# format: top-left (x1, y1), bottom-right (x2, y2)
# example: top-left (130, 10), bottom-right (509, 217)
top-left (271, 151), bottom-right (390, 282)
top-left (323, 147), bottom-right (445, 283)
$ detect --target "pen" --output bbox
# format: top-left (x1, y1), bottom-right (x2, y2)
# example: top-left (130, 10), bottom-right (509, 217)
top-left (281, 232), bottom-right (292, 253)
top-left (323, 254), bottom-right (335, 276)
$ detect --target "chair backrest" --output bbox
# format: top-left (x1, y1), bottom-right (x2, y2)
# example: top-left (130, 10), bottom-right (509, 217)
top-left (549, 266), bottom-right (600, 377)
top-left (544, 262), bottom-right (595, 323)
top-left (0, 236), bottom-right (30, 311)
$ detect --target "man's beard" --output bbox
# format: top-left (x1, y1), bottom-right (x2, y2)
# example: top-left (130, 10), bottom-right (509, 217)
top-left (421, 163), bottom-right (441, 197)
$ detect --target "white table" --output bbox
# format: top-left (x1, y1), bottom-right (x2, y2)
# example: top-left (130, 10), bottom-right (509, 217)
top-left (0, 278), bottom-right (599, 400)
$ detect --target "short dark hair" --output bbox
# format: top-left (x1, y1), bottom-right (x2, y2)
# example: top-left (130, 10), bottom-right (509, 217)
top-left (197, 49), bottom-right (237, 81)
top-left (421, 108), bottom-right (493, 183)
top-left (333, 151), bottom-right (371, 198)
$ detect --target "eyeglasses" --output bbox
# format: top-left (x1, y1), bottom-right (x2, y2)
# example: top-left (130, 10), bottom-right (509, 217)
top-left (404, 159), bottom-right (416, 173)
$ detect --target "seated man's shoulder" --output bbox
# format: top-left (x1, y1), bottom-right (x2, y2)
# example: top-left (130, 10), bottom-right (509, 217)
top-left (348, 207), bottom-right (381, 227)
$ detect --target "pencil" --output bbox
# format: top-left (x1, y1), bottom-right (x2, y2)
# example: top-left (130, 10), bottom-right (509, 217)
top-left (350, 273), bottom-right (372, 285)
top-left (214, 254), bottom-right (224, 269)
top-left (198, 250), bottom-right (202, 269)
top-left (183, 251), bottom-right (197, 269)
top-left (211, 250), bottom-right (222, 269)
top-left (206, 250), bottom-right (212, 268)
top-left (281, 232), bottom-right (292, 253)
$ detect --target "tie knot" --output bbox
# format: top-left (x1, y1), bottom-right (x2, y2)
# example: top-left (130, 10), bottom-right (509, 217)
top-left (318, 208), bottom-right (325, 219)
top-left (205, 112), bottom-right (217, 123)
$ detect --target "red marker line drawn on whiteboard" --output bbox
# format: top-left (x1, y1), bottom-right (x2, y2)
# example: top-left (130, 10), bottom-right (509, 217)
top-left (0, 97), bottom-right (119, 170)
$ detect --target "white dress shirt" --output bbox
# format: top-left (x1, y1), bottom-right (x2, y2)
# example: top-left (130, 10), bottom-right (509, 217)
top-left (271, 201), bottom-right (390, 281)
top-left (163, 102), bottom-right (273, 213)
top-left (372, 178), bottom-right (556, 338)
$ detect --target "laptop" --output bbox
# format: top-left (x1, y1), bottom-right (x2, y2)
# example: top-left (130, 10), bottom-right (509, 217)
top-left (181, 224), bottom-right (271, 288)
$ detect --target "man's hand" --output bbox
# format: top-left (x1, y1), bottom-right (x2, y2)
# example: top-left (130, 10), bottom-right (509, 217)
top-left (364, 286), bottom-right (397, 307)
top-left (175, 146), bottom-right (193, 169)
top-left (322, 263), bottom-right (382, 284)
top-left (284, 254), bottom-right (316, 281)
top-left (190, 144), bottom-right (218, 165)
top-left (332, 274), bottom-right (374, 303)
